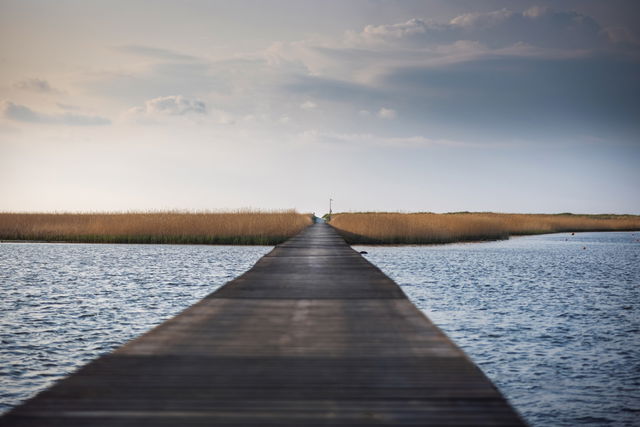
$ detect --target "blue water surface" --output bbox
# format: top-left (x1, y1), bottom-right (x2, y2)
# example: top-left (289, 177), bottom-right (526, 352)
top-left (0, 243), bottom-right (271, 414)
top-left (356, 231), bottom-right (640, 426)
top-left (1, 233), bottom-right (639, 426)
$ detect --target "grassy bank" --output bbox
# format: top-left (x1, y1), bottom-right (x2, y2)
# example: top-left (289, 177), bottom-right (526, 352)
top-left (329, 212), bottom-right (640, 244)
top-left (0, 210), bottom-right (313, 245)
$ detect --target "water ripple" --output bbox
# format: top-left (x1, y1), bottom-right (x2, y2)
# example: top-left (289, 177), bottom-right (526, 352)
top-left (0, 243), bottom-right (271, 414)
top-left (356, 231), bottom-right (640, 426)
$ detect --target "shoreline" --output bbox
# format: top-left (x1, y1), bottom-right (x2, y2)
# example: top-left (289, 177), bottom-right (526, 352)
top-left (0, 236), bottom-right (288, 246)
top-left (2, 229), bottom-right (638, 247)
top-left (0, 211), bottom-right (312, 246)
top-left (0, 240), bottom-right (277, 246)
top-left (340, 229), bottom-right (640, 246)
top-left (2, 211), bottom-right (638, 247)
top-left (329, 212), bottom-right (640, 245)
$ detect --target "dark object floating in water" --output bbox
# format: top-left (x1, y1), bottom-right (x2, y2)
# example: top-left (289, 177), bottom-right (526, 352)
top-left (583, 246), bottom-right (587, 250)
top-left (359, 251), bottom-right (368, 254)
top-left (571, 232), bottom-right (575, 236)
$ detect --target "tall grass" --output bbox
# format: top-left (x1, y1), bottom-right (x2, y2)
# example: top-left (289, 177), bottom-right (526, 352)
top-left (329, 212), bottom-right (640, 244)
top-left (0, 210), bottom-right (312, 245)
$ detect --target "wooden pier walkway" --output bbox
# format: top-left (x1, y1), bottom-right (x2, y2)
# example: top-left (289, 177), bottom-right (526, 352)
top-left (1, 223), bottom-right (525, 426)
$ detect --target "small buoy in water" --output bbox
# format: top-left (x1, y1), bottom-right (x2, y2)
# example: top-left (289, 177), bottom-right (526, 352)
top-left (359, 251), bottom-right (368, 254)
top-left (582, 246), bottom-right (587, 250)
top-left (571, 232), bottom-right (575, 236)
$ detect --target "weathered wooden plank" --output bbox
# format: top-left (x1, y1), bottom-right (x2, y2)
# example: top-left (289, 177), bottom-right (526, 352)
top-left (0, 223), bottom-right (526, 426)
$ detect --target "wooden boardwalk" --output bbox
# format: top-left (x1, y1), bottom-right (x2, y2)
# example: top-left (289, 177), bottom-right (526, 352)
top-left (1, 223), bottom-right (525, 426)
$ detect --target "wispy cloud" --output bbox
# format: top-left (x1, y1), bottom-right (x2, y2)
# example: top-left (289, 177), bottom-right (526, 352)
top-left (115, 45), bottom-right (200, 62)
top-left (23, 5), bottom-right (638, 146)
top-left (348, 7), bottom-right (607, 50)
top-left (1, 101), bottom-right (110, 126)
top-left (377, 107), bottom-right (396, 119)
top-left (84, 61), bottom-right (223, 104)
top-left (300, 100), bottom-right (317, 110)
top-left (128, 95), bottom-right (207, 116)
top-left (56, 103), bottom-right (81, 111)
top-left (300, 129), bottom-right (469, 148)
top-left (13, 78), bottom-right (58, 93)
top-left (268, 7), bottom-right (640, 140)
top-left (269, 6), bottom-right (632, 86)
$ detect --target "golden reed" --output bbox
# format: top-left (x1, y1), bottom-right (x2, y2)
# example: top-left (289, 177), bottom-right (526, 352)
top-left (0, 210), bottom-right (312, 245)
top-left (329, 212), bottom-right (640, 244)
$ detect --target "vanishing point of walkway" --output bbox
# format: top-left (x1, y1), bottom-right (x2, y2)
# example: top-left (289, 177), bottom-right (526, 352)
top-left (1, 223), bottom-right (525, 426)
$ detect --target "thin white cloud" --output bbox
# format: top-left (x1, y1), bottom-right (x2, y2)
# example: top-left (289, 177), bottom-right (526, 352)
top-left (216, 110), bottom-right (236, 125)
top-left (350, 7), bottom-right (606, 50)
top-left (268, 6), bottom-right (623, 86)
top-left (377, 107), bottom-right (396, 119)
top-left (85, 61), bottom-right (224, 105)
top-left (300, 100), bottom-right (317, 110)
top-left (300, 130), bottom-right (468, 148)
top-left (116, 45), bottom-right (199, 62)
top-left (354, 18), bottom-right (434, 44)
top-left (13, 78), bottom-right (57, 93)
top-left (2, 101), bottom-right (40, 122)
top-left (128, 95), bottom-right (207, 116)
top-left (602, 26), bottom-right (638, 44)
top-left (56, 103), bottom-right (81, 111)
top-left (1, 101), bottom-right (110, 126)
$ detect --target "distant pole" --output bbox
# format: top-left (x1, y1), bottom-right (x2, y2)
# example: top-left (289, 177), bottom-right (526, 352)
top-left (329, 198), bottom-right (333, 216)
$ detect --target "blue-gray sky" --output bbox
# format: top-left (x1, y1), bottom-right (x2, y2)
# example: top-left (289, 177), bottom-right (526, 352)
top-left (1, 0), bottom-right (639, 214)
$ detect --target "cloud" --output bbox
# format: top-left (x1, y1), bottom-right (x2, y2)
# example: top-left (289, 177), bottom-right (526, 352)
top-left (13, 78), bottom-right (57, 93)
top-left (268, 6), bottom-right (640, 141)
top-left (300, 100), bottom-right (317, 110)
top-left (129, 95), bottom-right (207, 116)
top-left (380, 54), bottom-right (640, 138)
top-left (377, 107), bottom-right (396, 119)
top-left (85, 61), bottom-right (225, 105)
top-left (56, 103), bottom-right (81, 111)
top-left (603, 26), bottom-right (639, 45)
top-left (300, 130), bottom-right (467, 148)
top-left (57, 6), bottom-right (640, 147)
top-left (284, 74), bottom-right (386, 103)
top-left (2, 101), bottom-right (41, 122)
top-left (350, 7), bottom-right (606, 50)
top-left (116, 45), bottom-right (199, 62)
top-left (269, 6), bottom-right (633, 87)
top-left (1, 101), bottom-right (110, 126)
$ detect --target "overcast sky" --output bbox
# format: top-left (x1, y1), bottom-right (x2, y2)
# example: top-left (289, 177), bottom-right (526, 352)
top-left (1, 0), bottom-right (639, 214)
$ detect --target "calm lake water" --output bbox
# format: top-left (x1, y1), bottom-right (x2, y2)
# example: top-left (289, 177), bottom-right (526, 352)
top-left (356, 231), bottom-right (640, 426)
top-left (0, 243), bottom-right (272, 415)
top-left (1, 232), bottom-right (638, 426)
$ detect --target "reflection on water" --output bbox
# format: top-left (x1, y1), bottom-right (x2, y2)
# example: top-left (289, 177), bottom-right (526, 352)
top-left (0, 243), bottom-right (271, 414)
top-left (356, 231), bottom-right (640, 427)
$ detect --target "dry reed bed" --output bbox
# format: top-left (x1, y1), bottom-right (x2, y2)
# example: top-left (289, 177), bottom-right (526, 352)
top-left (329, 212), bottom-right (640, 244)
top-left (0, 211), bottom-right (312, 245)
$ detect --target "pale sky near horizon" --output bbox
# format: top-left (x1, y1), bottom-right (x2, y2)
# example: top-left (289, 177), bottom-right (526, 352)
top-left (1, 0), bottom-right (639, 215)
